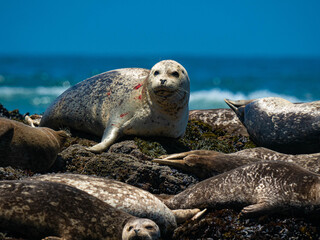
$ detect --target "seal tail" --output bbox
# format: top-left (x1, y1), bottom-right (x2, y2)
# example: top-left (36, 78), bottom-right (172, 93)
top-left (224, 99), bottom-right (255, 122)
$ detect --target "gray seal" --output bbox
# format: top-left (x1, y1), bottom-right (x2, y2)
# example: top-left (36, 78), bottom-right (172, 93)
top-left (30, 173), bottom-right (200, 237)
top-left (0, 180), bottom-right (160, 240)
top-left (40, 60), bottom-right (190, 153)
top-left (164, 161), bottom-right (320, 219)
top-left (225, 97), bottom-right (320, 154)
top-left (154, 147), bottom-right (320, 179)
top-left (0, 118), bottom-right (69, 172)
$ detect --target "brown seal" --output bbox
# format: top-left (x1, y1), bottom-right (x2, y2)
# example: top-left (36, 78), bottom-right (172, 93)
top-left (154, 147), bottom-right (320, 179)
top-left (0, 180), bottom-right (160, 240)
top-left (164, 161), bottom-right (320, 219)
top-left (40, 60), bottom-right (190, 153)
top-left (225, 97), bottom-right (320, 154)
top-left (0, 118), bottom-right (68, 172)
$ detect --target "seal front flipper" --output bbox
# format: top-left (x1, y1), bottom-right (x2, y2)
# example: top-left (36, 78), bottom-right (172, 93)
top-left (86, 125), bottom-right (121, 153)
top-left (241, 200), bottom-right (276, 217)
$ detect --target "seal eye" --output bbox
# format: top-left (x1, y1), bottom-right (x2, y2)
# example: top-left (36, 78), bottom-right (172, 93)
top-left (128, 226), bottom-right (133, 231)
top-left (154, 71), bottom-right (159, 76)
top-left (171, 71), bottom-right (180, 78)
top-left (145, 225), bottom-right (154, 230)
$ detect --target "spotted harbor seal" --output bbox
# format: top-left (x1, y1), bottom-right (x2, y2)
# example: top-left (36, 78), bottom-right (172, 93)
top-left (164, 161), bottom-right (320, 219)
top-left (40, 60), bottom-right (190, 153)
top-left (0, 118), bottom-right (69, 172)
top-left (30, 173), bottom-right (200, 236)
top-left (0, 180), bottom-right (160, 240)
top-left (154, 147), bottom-right (320, 179)
top-left (225, 97), bottom-right (320, 154)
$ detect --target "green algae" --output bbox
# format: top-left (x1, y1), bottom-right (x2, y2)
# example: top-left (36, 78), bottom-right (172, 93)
top-left (134, 120), bottom-right (256, 158)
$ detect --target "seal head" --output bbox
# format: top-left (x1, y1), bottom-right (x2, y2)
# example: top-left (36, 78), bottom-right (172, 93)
top-left (123, 218), bottom-right (160, 240)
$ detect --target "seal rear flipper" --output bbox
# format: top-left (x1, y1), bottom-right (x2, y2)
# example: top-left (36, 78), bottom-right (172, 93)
top-left (224, 99), bottom-right (255, 122)
top-left (171, 208), bottom-right (207, 224)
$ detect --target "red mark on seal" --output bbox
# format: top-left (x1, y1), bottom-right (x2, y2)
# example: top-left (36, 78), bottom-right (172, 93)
top-left (138, 95), bottom-right (142, 100)
top-left (107, 92), bottom-right (111, 96)
top-left (120, 112), bottom-right (129, 118)
top-left (134, 83), bottom-right (142, 90)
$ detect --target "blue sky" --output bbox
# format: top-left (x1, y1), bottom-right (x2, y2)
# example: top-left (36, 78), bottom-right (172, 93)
top-left (0, 0), bottom-right (320, 57)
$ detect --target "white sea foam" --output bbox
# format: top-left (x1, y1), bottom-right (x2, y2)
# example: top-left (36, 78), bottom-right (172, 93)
top-left (0, 86), bottom-right (68, 96)
top-left (189, 88), bottom-right (303, 110)
top-left (0, 85), bottom-right (305, 111)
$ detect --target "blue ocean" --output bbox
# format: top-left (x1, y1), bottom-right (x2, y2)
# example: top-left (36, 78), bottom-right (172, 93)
top-left (0, 56), bottom-right (320, 114)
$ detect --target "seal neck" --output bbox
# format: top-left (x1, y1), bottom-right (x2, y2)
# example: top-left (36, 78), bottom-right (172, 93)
top-left (145, 86), bottom-right (189, 117)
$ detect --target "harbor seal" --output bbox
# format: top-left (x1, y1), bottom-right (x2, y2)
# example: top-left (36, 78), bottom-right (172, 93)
top-left (154, 147), bottom-right (320, 179)
top-left (30, 173), bottom-right (200, 236)
top-left (164, 161), bottom-right (320, 219)
top-left (225, 97), bottom-right (320, 154)
top-left (40, 60), bottom-right (190, 153)
top-left (0, 118), bottom-right (69, 172)
top-left (0, 180), bottom-right (160, 240)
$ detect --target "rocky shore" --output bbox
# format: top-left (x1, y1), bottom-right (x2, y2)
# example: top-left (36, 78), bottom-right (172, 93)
top-left (1, 104), bottom-right (320, 239)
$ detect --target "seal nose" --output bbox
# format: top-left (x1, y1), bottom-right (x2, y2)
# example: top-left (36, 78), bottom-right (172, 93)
top-left (134, 229), bottom-right (140, 234)
top-left (160, 79), bottom-right (167, 85)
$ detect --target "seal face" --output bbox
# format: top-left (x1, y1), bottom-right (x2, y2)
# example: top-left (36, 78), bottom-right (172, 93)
top-left (164, 161), bottom-right (320, 218)
top-left (40, 60), bottom-right (190, 153)
top-left (0, 180), bottom-right (160, 240)
top-left (30, 173), bottom-right (177, 236)
top-left (0, 117), bottom-right (68, 172)
top-left (225, 97), bottom-right (320, 154)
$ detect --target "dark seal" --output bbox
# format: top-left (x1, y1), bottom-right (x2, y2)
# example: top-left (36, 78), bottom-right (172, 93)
top-left (0, 118), bottom-right (68, 172)
top-left (164, 161), bottom-right (320, 219)
top-left (0, 180), bottom-right (160, 240)
top-left (154, 147), bottom-right (320, 179)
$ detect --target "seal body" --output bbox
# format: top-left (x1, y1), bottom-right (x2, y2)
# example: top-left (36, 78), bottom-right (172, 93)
top-left (30, 173), bottom-right (177, 236)
top-left (0, 180), bottom-right (160, 240)
top-left (225, 97), bottom-right (320, 154)
top-left (154, 147), bottom-right (320, 179)
top-left (40, 60), bottom-right (190, 153)
top-left (164, 161), bottom-right (320, 218)
top-left (0, 118), bottom-right (68, 172)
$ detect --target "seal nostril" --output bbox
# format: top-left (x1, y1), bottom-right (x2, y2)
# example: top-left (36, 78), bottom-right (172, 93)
top-left (134, 229), bottom-right (140, 234)
top-left (160, 79), bottom-right (167, 85)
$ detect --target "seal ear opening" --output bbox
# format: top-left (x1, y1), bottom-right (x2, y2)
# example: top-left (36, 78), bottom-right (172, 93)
top-left (224, 99), bottom-right (254, 123)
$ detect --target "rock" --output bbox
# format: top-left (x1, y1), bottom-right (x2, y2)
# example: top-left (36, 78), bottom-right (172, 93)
top-left (189, 109), bottom-right (248, 136)
top-left (58, 144), bottom-right (198, 195)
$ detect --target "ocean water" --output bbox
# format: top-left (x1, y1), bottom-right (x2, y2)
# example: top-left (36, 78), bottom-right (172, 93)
top-left (0, 56), bottom-right (319, 114)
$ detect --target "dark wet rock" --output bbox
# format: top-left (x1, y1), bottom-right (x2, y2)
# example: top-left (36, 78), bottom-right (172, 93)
top-left (59, 144), bottom-right (198, 195)
top-left (0, 167), bottom-right (33, 180)
top-left (108, 140), bottom-right (152, 160)
top-left (189, 108), bottom-right (248, 136)
top-left (173, 208), bottom-right (320, 239)
top-left (0, 104), bottom-right (24, 121)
